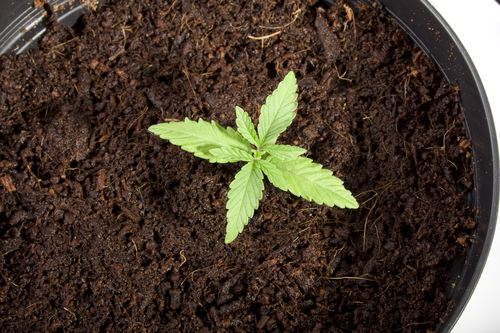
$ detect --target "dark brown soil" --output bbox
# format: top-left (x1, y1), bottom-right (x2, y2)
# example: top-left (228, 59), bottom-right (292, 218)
top-left (0, 0), bottom-right (475, 332)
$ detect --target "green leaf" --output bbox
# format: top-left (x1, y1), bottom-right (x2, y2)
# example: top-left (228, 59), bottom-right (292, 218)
top-left (225, 162), bottom-right (264, 243)
top-left (268, 156), bottom-right (358, 209)
top-left (149, 118), bottom-right (251, 163)
top-left (235, 106), bottom-right (259, 146)
top-left (210, 147), bottom-right (254, 163)
top-left (255, 159), bottom-right (287, 191)
top-left (263, 144), bottom-right (307, 160)
top-left (257, 71), bottom-right (298, 147)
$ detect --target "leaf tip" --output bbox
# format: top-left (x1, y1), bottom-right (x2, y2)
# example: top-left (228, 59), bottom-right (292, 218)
top-left (225, 229), bottom-right (238, 244)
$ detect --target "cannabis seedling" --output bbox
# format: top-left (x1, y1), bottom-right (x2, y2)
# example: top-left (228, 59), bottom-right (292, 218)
top-left (149, 72), bottom-right (358, 243)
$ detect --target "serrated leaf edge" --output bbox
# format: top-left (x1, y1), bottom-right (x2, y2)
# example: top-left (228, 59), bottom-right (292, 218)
top-left (225, 162), bottom-right (264, 243)
top-left (268, 156), bottom-right (358, 209)
top-left (257, 72), bottom-right (298, 147)
top-left (235, 106), bottom-right (259, 147)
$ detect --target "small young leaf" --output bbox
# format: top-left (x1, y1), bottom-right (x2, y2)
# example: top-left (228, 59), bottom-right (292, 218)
top-left (149, 118), bottom-right (251, 163)
top-left (263, 144), bottom-right (307, 160)
top-left (255, 159), bottom-right (287, 191)
top-left (235, 106), bottom-right (259, 146)
top-left (268, 156), bottom-right (358, 209)
top-left (257, 71), bottom-right (298, 147)
top-left (225, 162), bottom-right (264, 243)
top-left (210, 147), bottom-right (254, 163)
top-left (149, 70), bottom-right (359, 244)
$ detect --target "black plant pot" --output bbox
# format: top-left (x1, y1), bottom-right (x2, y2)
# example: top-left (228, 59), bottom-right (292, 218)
top-left (368, 1), bottom-right (498, 332)
top-left (1, 0), bottom-right (497, 332)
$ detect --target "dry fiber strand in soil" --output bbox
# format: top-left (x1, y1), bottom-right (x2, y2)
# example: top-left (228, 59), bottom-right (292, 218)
top-left (0, 0), bottom-right (475, 332)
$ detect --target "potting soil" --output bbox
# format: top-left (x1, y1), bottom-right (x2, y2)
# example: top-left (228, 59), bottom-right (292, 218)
top-left (0, 1), bottom-right (475, 332)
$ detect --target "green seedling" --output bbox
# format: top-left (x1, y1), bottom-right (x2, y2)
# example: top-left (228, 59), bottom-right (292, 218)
top-left (149, 71), bottom-right (358, 243)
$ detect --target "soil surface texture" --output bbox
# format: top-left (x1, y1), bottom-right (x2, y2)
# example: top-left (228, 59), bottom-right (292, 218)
top-left (0, 0), bottom-right (475, 332)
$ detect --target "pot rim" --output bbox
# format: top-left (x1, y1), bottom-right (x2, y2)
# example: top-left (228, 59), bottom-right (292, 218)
top-left (369, 0), bottom-right (499, 331)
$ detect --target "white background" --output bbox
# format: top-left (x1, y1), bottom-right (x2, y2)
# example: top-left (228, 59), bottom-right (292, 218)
top-left (427, 1), bottom-right (500, 332)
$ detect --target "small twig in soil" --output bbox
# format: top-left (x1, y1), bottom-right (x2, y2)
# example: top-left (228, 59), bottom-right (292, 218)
top-left (229, 22), bottom-right (243, 30)
top-left (111, 19), bottom-right (125, 29)
top-left (114, 213), bottom-right (123, 223)
top-left (298, 227), bottom-right (310, 234)
top-left (448, 159), bottom-right (458, 170)
top-left (109, 26), bottom-right (131, 61)
top-left (362, 114), bottom-right (372, 122)
top-left (279, 300), bottom-right (296, 318)
top-left (26, 301), bottom-right (41, 309)
top-left (402, 321), bottom-right (431, 329)
top-left (47, 37), bottom-right (78, 52)
top-left (27, 52), bottom-right (36, 66)
top-left (45, 311), bottom-right (58, 332)
top-left (326, 243), bottom-right (345, 267)
top-left (359, 191), bottom-right (378, 206)
top-left (63, 307), bottom-right (77, 320)
top-left (260, 9), bottom-right (301, 30)
top-left (26, 164), bottom-right (42, 190)
top-left (160, 0), bottom-right (178, 17)
top-left (381, 281), bottom-right (397, 295)
top-left (369, 94), bottom-right (398, 110)
top-left (181, 268), bottom-right (202, 285)
top-left (355, 178), bottom-right (397, 201)
top-left (127, 107), bottom-right (148, 133)
top-left (441, 121), bottom-right (456, 153)
top-left (248, 30), bottom-right (282, 41)
top-left (178, 13), bottom-right (193, 34)
top-left (109, 48), bottom-right (124, 61)
top-left (132, 239), bottom-right (139, 260)
top-left (315, 302), bottom-right (335, 312)
top-left (311, 113), bottom-right (350, 143)
top-left (178, 250), bottom-right (187, 268)
top-left (2, 247), bottom-right (19, 256)
top-left (98, 132), bottom-right (115, 143)
top-left (182, 67), bottom-right (198, 104)
top-left (334, 63), bottom-right (352, 82)
top-left (284, 46), bottom-right (311, 61)
top-left (320, 275), bottom-right (377, 282)
top-left (197, 302), bottom-right (208, 314)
